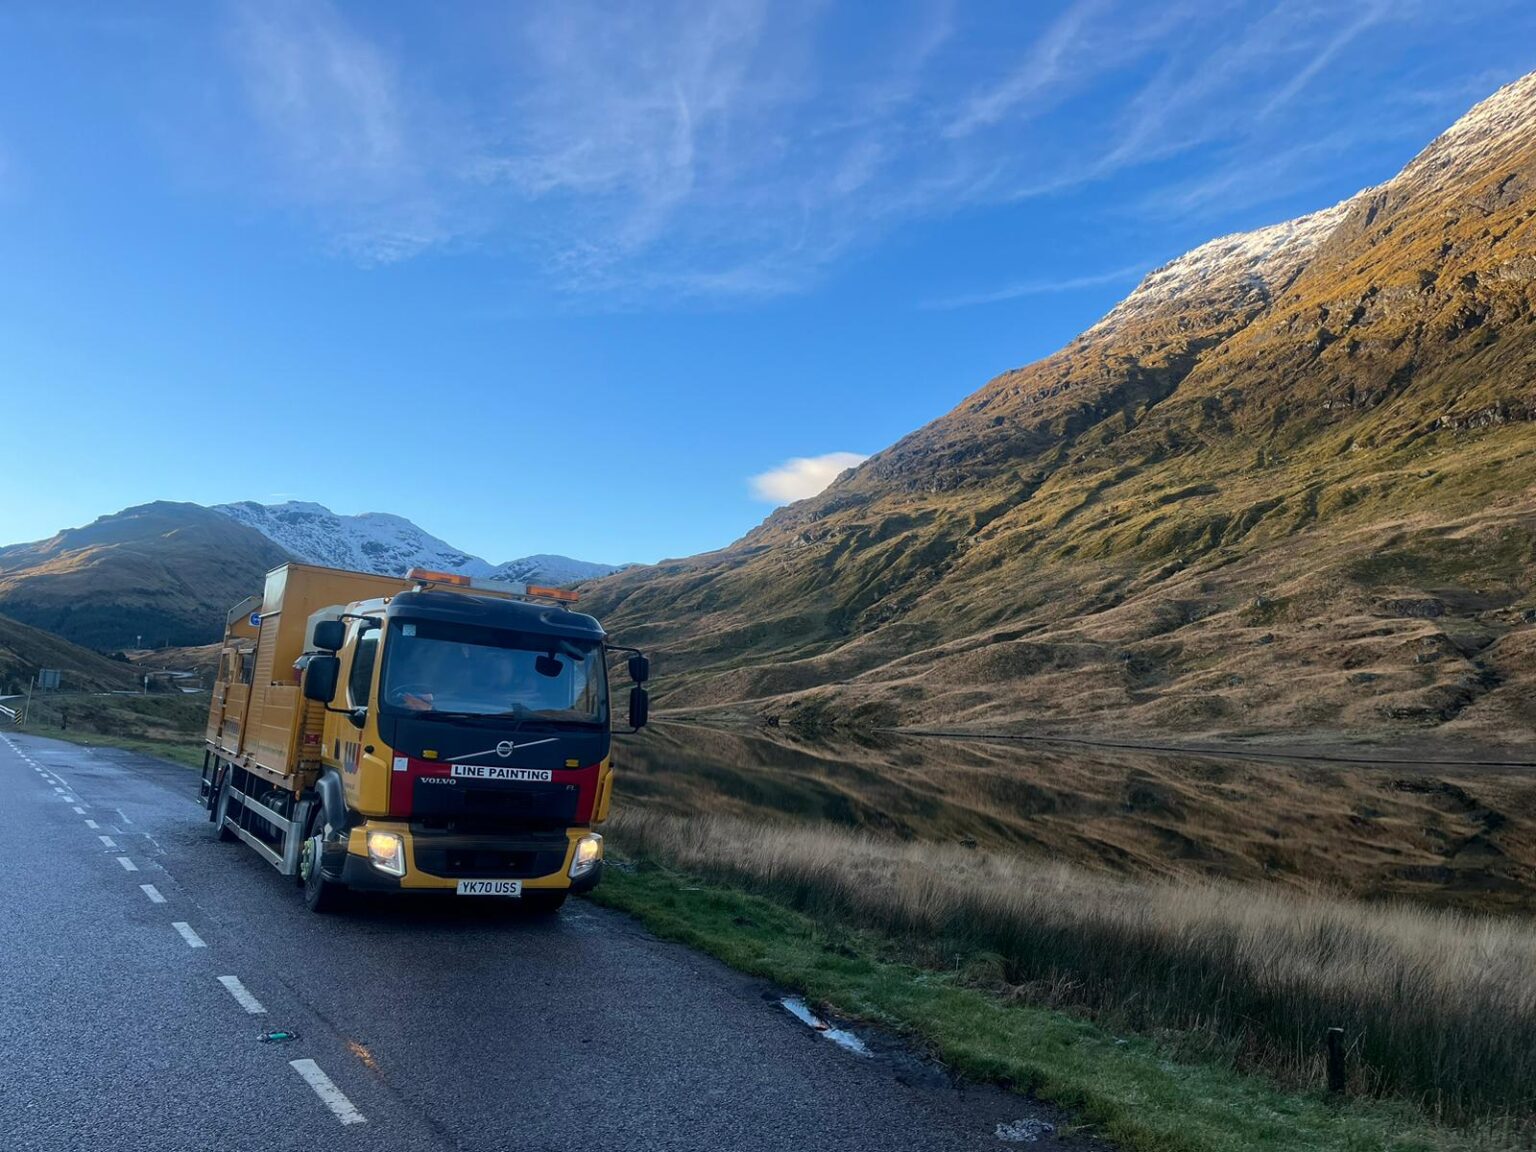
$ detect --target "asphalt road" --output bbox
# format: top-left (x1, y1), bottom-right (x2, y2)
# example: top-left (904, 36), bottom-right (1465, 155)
top-left (0, 731), bottom-right (1076, 1152)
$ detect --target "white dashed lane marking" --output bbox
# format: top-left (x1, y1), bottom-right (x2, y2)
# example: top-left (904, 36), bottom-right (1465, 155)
top-left (116, 857), bottom-right (139, 872)
top-left (140, 884), bottom-right (166, 904)
top-left (98, 835), bottom-right (118, 849)
top-left (72, 806), bottom-right (86, 814)
top-left (217, 976), bottom-right (267, 1014)
top-left (172, 922), bottom-right (206, 948)
top-left (289, 1060), bottom-right (366, 1125)
top-left (85, 819), bottom-right (99, 829)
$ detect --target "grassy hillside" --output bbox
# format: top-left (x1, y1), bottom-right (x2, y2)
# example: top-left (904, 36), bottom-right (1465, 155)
top-left (584, 74), bottom-right (1536, 746)
top-left (0, 613), bottom-right (139, 696)
top-left (0, 501), bottom-right (291, 649)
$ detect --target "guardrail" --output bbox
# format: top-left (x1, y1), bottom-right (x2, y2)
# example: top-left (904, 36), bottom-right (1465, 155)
top-left (0, 703), bottom-right (17, 724)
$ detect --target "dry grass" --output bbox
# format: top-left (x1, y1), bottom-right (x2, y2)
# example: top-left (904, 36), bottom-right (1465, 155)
top-left (610, 808), bottom-right (1536, 1130)
top-left (614, 724), bottom-right (1536, 916)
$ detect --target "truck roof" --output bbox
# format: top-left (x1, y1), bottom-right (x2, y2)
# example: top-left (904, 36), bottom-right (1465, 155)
top-left (385, 588), bottom-right (606, 642)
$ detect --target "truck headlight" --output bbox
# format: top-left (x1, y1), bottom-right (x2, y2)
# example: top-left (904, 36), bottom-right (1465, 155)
top-left (570, 833), bottom-right (603, 879)
top-left (367, 830), bottom-right (407, 877)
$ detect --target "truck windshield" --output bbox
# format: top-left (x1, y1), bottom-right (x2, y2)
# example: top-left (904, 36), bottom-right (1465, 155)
top-left (381, 618), bottom-right (607, 725)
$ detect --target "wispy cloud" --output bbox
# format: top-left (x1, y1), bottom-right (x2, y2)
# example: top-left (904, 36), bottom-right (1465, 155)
top-left (1257, 0), bottom-right (1393, 119)
top-left (229, 0), bottom-right (456, 262)
top-left (198, 0), bottom-right (1534, 298)
top-left (921, 263), bottom-right (1149, 310)
top-left (943, 0), bottom-right (1109, 139)
top-left (750, 452), bottom-right (868, 504)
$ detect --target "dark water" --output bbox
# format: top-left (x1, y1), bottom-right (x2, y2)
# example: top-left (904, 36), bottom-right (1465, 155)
top-left (609, 722), bottom-right (1536, 912)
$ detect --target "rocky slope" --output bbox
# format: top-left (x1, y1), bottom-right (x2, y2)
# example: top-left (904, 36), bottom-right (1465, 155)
top-left (0, 503), bottom-right (293, 650)
top-left (214, 501), bottom-right (620, 586)
top-left (585, 72), bottom-right (1536, 745)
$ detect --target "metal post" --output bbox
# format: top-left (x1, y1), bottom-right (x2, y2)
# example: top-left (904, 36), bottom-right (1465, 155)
top-left (1326, 1027), bottom-right (1346, 1093)
top-left (22, 673), bottom-right (34, 726)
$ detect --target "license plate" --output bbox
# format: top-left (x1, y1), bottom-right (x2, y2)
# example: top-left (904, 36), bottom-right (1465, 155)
top-left (456, 879), bottom-right (523, 897)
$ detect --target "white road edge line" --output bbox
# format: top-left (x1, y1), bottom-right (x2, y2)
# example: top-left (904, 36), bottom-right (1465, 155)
top-left (116, 808), bottom-right (133, 825)
top-left (172, 922), bottom-right (206, 948)
top-left (217, 975), bottom-right (267, 1014)
top-left (289, 1060), bottom-right (366, 1125)
top-left (140, 884), bottom-right (166, 904)
top-left (116, 857), bottom-right (139, 872)
top-left (98, 835), bottom-right (117, 848)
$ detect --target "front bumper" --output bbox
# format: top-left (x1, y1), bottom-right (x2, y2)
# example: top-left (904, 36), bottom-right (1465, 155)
top-left (328, 823), bottom-right (604, 896)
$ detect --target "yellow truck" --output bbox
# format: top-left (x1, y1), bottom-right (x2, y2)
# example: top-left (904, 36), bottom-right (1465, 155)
top-left (199, 561), bottom-right (649, 913)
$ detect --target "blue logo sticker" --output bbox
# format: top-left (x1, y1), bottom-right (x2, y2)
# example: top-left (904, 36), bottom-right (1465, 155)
top-left (249, 612), bottom-right (262, 628)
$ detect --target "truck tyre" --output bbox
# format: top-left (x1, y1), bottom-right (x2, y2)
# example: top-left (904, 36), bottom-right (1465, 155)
top-left (517, 890), bottom-right (567, 916)
top-left (213, 770), bottom-right (238, 843)
top-left (301, 811), bottom-right (348, 914)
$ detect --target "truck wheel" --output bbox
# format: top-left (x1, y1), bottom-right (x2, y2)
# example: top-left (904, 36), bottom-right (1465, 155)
top-left (213, 771), bottom-right (237, 843)
top-left (517, 891), bottom-right (567, 916)
top-left (300, 813), bottom-right (348, 914)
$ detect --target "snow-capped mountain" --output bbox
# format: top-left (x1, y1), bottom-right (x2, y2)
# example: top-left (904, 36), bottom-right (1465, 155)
top-left (1087, 195), bottom-right (1365, 340)
top-left (1092, 70), bottom-right (1536, 342)
top-left (213, 501), bottom-right (622, 586)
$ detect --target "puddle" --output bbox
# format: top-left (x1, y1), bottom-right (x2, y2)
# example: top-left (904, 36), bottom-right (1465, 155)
top-left (779, 996), bottom-right (871, 1056)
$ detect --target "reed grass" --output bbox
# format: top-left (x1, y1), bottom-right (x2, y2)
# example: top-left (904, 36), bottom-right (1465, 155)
top-left (610, 809), bottom-right (1536, 1129)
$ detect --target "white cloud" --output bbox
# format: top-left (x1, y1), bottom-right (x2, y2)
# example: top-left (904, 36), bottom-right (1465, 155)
top-left (750, 452), bottom-right (868, 504)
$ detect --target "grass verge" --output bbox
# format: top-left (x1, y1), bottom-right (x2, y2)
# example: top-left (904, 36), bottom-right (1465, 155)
top-left (593, 858), bottom-right (1518, 1152)
top-left (15, 693), bottom-right (205, 769)
top-left (605, 810), bottom-right (1535, 1134)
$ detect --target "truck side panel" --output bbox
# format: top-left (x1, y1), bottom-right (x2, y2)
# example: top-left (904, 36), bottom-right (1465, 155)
top-left (208, 562), bottom-right (410, 787)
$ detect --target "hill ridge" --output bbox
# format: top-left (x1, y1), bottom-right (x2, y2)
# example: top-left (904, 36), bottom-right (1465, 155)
top-left (582, 69), bottom-right (1536, 743)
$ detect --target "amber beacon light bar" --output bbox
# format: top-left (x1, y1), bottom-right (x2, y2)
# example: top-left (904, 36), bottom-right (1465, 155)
top-left (405, 567), bottom-right (581, 603)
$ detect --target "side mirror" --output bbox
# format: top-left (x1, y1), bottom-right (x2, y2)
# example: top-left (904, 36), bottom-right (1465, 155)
top-left (627, 685), bottom-right (650, 730)
top-left (627, 654), bottom-right (650, 684)
top-left (313, 620), bottom-right (345, 652)
top-left (348, 708), bottom-right (367, 730)
top-left (303, 655), bottom-right (340, 703)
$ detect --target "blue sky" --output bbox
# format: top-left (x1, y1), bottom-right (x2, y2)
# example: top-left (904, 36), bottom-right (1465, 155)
top-left (1, 1), bottom-right (1532, 565)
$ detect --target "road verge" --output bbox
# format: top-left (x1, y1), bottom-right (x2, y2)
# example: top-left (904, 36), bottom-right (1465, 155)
top-left (592, 860), bottom-right (1500, 1152)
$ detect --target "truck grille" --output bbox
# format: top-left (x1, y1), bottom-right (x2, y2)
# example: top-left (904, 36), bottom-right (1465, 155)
top-left (411, 833), bottom-right (568, 879)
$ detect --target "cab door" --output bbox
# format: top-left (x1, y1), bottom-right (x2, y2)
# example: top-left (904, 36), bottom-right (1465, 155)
top-left (335, 619), bottom-right (391, 815)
